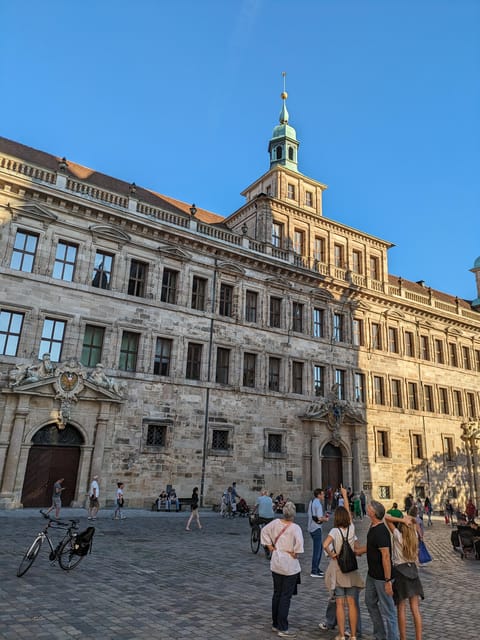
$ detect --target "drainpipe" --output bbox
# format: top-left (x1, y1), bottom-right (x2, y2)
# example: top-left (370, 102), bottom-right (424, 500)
top-left (199, 258), bottom-right (218, 506)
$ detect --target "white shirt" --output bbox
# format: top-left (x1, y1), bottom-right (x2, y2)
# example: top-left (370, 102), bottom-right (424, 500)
top-left (90, 479), bottom-right (100, 498)
top-left (261, 519), bottom-right (304, 576)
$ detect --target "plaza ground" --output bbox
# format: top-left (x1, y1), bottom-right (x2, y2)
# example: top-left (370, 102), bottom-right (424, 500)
top-left (0, 508), bottom-right (478, 639)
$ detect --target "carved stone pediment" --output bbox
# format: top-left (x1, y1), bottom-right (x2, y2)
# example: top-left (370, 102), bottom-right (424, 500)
top-left (7, 202), bottom-right (58, 224)
top-left (266, 276), bottom-right (292, 290)
top-left (309, 287), bottom-right (333, 300)
top-left (89, 224), bottom-right (131, 244)
top-left (217, 261), bottom-right (246, 275)
top-left (156, 245), bottom-right (192, 261)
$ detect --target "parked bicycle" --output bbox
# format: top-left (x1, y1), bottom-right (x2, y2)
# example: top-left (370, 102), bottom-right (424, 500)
top-left (249, 513), bottom-right (271, 557)
top-left (17, 510), bottom-right (95, 577)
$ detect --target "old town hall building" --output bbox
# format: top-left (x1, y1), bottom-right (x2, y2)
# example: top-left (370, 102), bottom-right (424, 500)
top-left (0, 94), bottom-right (479, 511)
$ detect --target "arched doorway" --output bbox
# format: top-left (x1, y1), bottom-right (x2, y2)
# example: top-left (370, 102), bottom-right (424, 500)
top-left (321, 442), bottom-right (343, 491)
top-left (21, 424), bottom-right (84, 508)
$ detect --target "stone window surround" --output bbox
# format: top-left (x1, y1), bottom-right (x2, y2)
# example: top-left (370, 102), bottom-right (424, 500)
top-left (263, 427), bottom-right (287, 459)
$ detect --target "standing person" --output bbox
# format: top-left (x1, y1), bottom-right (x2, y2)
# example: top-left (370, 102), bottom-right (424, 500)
top-left (185, 487), bottom-right (202, 531)
top-left (444, 499), bottom-right (454, 525)
top-left (113, 482), bottom-right (126, 519)
top-left (465, 498), bottom-right (476, 523)
top-left (261, 501), bottom-right (304, 638)
top-left (88, 475), bottom-right (100, 520)
top-left (45, 478), bottom-right (64, 518)
top-left (357, 500), bottom-right (400, 640)
top-left (322, 491), bottom-right (364, 640)
top-left (423, 497), bottom-right (433, 527)
top-left (308, 488), bottom-right (329, 578)
top-left (404, 494), bottom-right (413, 514)
top-left (360, 491), bottom-right (367, 517)
top-left (385, 512), bottom-right (424, 640)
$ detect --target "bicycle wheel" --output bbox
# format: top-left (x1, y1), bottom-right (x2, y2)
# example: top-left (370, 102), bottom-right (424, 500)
top-left (250, 525), bottom-right (261, 554)
top-left (58, 537), bottom-right (84, 571)
top-left (17, 536), bottom-right (42, 577)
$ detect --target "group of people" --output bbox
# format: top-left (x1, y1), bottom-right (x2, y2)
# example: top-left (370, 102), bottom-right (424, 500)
top-left (45, 474), bottom-right (122, 520)
top-left (155, 489), bottom-right (181, 512)
top-left (259, 485), bottom-right (426, 640)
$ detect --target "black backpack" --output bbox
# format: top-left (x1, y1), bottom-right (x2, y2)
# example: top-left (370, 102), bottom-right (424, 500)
top-left (73, 526), bottom-right (95, 556)
top-left (336, 525), bottom-right (358, 573)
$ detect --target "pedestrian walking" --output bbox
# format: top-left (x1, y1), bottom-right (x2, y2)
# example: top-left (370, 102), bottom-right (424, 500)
top-left (88, 475), bottom-right (100, 520)
top-left (45, 477), bottom-right (64, 518)
top-left (113, 482), bottom-right (126, 519)
top-left (357, 499), bottom-right (400, 640)
top-left (307, 488), bottom-right (329, 578)
top-left (360, 490), bottom-right (367, 517)
top-left (185, 487), bottom-right (202, 531)
top-left (423, 497), bottom-right (433, 526)
top-left (385, 512), bottom-right (424, 640)
top-left (261, 501), bottom-right (304, 638)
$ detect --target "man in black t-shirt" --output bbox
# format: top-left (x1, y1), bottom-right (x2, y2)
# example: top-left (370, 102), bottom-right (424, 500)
top-left (357, 499), bottom-right (399, 640)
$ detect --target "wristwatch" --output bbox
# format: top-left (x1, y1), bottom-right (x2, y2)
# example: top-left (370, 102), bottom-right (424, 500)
top-left (385, 578), bottom-right (392, 583)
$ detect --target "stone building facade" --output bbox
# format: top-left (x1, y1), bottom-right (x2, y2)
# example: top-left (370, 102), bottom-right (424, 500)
top-left (0, 95), bottom-right (479, 511)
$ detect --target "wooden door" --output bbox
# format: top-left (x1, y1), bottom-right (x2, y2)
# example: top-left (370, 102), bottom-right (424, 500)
top-left (321, 443), bottom-right (343, 491)
top-left (21, 446), bottom-right (80, 508)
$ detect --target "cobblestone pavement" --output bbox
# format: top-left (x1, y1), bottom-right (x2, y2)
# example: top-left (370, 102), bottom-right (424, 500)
top-left (0, 509), bottom-right (478, 639)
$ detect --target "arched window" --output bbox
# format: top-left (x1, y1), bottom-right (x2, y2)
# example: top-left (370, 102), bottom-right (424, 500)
top-left (288, 146), bottom-right (294, 161)
top-left (32, 423), bottom-right (84, 446)
top-left (275, 146), bottom-right (283, 160)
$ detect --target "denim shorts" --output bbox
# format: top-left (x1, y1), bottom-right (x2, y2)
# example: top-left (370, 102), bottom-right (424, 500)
top-left (334, 585), bottom-right (357, 597)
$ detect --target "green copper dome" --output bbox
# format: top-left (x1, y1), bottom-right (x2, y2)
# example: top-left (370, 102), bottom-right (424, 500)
top-left (474, 256), bottom-right (480, 269)
top-left (268, 87), bottom-right (300, 172)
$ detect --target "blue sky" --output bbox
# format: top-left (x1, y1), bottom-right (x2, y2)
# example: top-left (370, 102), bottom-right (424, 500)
top-left (1, 0), bottom-right (479, 299)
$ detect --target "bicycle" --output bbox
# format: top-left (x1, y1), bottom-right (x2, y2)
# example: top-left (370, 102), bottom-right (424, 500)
top-left (249, 514), bottom-right (271, 557)
top-left (17, 510), bottom-right (92, 577)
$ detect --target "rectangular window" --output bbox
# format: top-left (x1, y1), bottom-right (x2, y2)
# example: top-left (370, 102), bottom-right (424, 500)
top-left (215, 347), bottom-right (230, 384)
top-left (462, 346), bottom-right (471, 370)
top-left (186, 343), bottom-right (202, 380)
top-left (128, 259), bottom-right (148, 297)
top-left (146, 424), bottom-right (167, 447)
top-left (353, 319), bottom-right (364, 346)
top-left (433, 339), bottom-right (444, 364)
top-left (354, 373), bottom-right (365, 402)
top-left (268, 433), bottom-right (283, 453)
top-left (292, 361), bottom-right (303, 394)
top-left (243, 352), bottom-right (256, 388)
top-left (335, 369), bottom-right (345, 400)
top-left (371, 323), bottom-right (382, 350)
top-left (154, 337), bottom-right (172, 376)
top-left (412, 433), bottom-right (424, 459)
top-left (333, 313), bottom-right (344, 342)
top-left (0, 310), bottom-right (24, 356)
top-left (314, 237), bottom-right (326, 263)
top-left (212, 429), bottom-right (229, 450)
top-left (378, 486), bottom-right (391, 499)
top-left (370, 256), bottom-right (380, 280)
top-left (269, 297), bottom-right (281, 328)
top-left (292, 302), bottom-right (303, 333)
top-left (313, 308), bottom-right (324, 338)
top-left (314, 365), bottom-right (325, 396)
top-left (334, 244), bottom-right (344, 268)
top-left (439, 387), bottom-right (449, 414)
top-left (407, 382), bottom-right (418, 410)
top-left (388, 327), bottom-right (399, 353)
top-left (476, 350), bottom-right (480, 372)
top-left (305, 191), bottom-right (313, 207)
top-left (245, 290), bottom-right (258, 323)
top-left (10, 230), bottom-right (38, 272)
top-left (272, 222), bottom-right (283, 248)
top-left (374, 376), bottom-right (385, 405)
top-left (191, 276), bottom-right (207, 311)
top-left (449, 343), bottom-right (458, 367)
top-left (444, 436), bottom-right (455, 462)
top-left (391, 379), bottom-right (402, 408)
top-left (287, 183), bottom-right (295, 199)
top-left (352, 250), bottom-right (363, 274)
top-left (161, 268), bottom-right (178, 304)
top-left (92, 250), bottom-right (113, 289)
top-left (119, 331), bottom-right (139, 372)
top-left (420, 335), bottom-right (430, 360)
top-left (453, 390), bottom-right (463, 416)
top-left (466, 392), bottom-right (476, 418)
top-left (219, 283), bottom-right (234, 317)
top-left (377, 430), bottom-right (390, 457)
top-left (39, 318), bottom-right (66, 362)
top-left (405, 331), bottom-right (415, 357)
top-left (81, 325), bottom-right (105, 367)
top-left (424, 385), bottom-right (434, 412)
top-left (293, 229), bottom-right (305, 256)
top-left (269, 357), bottom-right (280, 391)
top-left (53, 241), bottom-right (77, 281)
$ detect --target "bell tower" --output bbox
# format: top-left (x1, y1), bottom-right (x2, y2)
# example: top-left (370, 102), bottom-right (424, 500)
top-left (268, 72), bottom-right (300, 172)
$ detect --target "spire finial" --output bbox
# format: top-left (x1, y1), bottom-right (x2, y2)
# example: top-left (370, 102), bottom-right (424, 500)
top-left (279, 71), bottom-right (289, 124)
top-left (281, 71), bottom-right (288, 100)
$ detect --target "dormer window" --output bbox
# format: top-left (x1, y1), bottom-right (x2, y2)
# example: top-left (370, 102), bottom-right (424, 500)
top-left (275, 146), bottom-right (283, 160)
top-left (305, 191), bottom-right (313, 207)
top-left (287, 184), bottom-right (296, 199)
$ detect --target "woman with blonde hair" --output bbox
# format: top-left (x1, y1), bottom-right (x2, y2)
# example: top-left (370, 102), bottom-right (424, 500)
top-left (385, 513), bottom-right (424, 640)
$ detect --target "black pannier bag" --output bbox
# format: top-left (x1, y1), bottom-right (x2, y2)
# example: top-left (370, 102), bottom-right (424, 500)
top-left (73, 526), bottom-right (95, 556)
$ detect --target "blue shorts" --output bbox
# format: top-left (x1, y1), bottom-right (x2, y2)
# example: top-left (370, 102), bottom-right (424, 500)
top-left (334, 586), bottom-right (357, 597)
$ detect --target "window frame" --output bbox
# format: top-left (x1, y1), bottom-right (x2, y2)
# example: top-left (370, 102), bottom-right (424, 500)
top-left (53, 240), bottom-right (78, 282)
top-left (191, 275), bottom-right (207, 311)
top-left (118, 330), bottom-right (140, 372)
top-left (0, 309), bottom-right (24, 356)
top-left (219, 283), bottom-right (234, 317)
top-left (215, 347), bottom-right (230, 385)
top-left (153, 337), bottom-right (173, 376)
top-left (10, 229), bottom-right (39, 273)
top-left (160, 268), bottom-right (179, 304)
top-left (186, 342), bottom-right (203, 380)
top-left (81, 324), bottom-right (105, 367)
top-left (39, 317), bottom-right (66, 362)
top-left (92, 250), bottom-right (113, 289)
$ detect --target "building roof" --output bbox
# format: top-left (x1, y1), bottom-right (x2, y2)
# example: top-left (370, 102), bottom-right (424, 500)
top-left (388, 274), bottom-right (475, 309)
top-left (0, 136), bottom-right (225, 225)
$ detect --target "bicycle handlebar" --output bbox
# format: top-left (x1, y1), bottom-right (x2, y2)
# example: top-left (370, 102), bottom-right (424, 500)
top-left (39, 510), bottom-right (79, 527)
